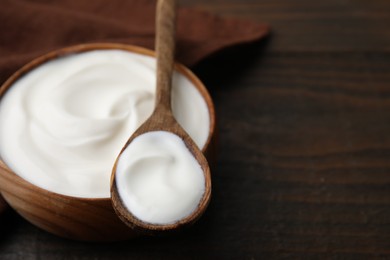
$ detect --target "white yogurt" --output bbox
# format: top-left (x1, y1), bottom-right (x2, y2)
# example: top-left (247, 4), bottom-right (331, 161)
top-left (115, 131), bottom-right (205, 224)
top-left (0, 50), bottom-right (210, 198)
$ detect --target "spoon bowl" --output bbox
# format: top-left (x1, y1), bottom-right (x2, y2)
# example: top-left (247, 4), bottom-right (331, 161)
top-left (111, 112), bottom-right (212, 233)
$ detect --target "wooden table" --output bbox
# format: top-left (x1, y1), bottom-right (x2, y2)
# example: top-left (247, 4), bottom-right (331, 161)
top-left (1, 0), bottom-right (390, 258)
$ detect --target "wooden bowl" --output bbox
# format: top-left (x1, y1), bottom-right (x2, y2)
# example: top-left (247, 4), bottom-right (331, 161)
top-left (0, 43), bottom-right (216, 241)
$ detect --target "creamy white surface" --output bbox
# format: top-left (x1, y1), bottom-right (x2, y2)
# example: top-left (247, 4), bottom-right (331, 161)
top-left (116, 131), bottom-right (205, 224)
top-left (0, 50), bottom-right (210, 198)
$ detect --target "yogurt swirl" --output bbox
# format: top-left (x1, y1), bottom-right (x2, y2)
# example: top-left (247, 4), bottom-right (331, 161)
top-left (115, 131), bottom-right (205, 224)
top-left (0, 50), bottom-right (210, 198)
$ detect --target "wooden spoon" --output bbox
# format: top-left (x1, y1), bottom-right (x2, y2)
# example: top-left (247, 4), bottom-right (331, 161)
top-left (110, 0), bottom-right (211, 233)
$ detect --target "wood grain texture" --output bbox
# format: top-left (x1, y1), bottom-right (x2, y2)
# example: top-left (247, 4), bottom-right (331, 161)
top-left (181, 0), bottom-right (390, 52)
top-left (1, 0), bottom-right (390, 259)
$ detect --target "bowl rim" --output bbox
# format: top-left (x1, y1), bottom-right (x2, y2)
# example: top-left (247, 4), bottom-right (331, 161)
top-left (0, 42), bottom-right (216, 202)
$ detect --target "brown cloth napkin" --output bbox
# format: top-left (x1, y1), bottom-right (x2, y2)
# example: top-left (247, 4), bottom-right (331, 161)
top-left (0, 0), bottom-right (269, 85)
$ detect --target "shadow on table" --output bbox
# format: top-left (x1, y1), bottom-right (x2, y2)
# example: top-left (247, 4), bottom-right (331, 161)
top-left (193, 36), bottom-right (271, 95)
top-left (0, 209), bottom-right (24, 243)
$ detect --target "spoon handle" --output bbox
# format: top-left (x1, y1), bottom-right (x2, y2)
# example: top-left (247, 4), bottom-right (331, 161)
top-left (155, 0), bottom-right (177, 113)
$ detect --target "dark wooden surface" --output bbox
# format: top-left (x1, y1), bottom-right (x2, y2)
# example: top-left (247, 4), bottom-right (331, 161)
top-left (2, 0), bottom-right (390, 258)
